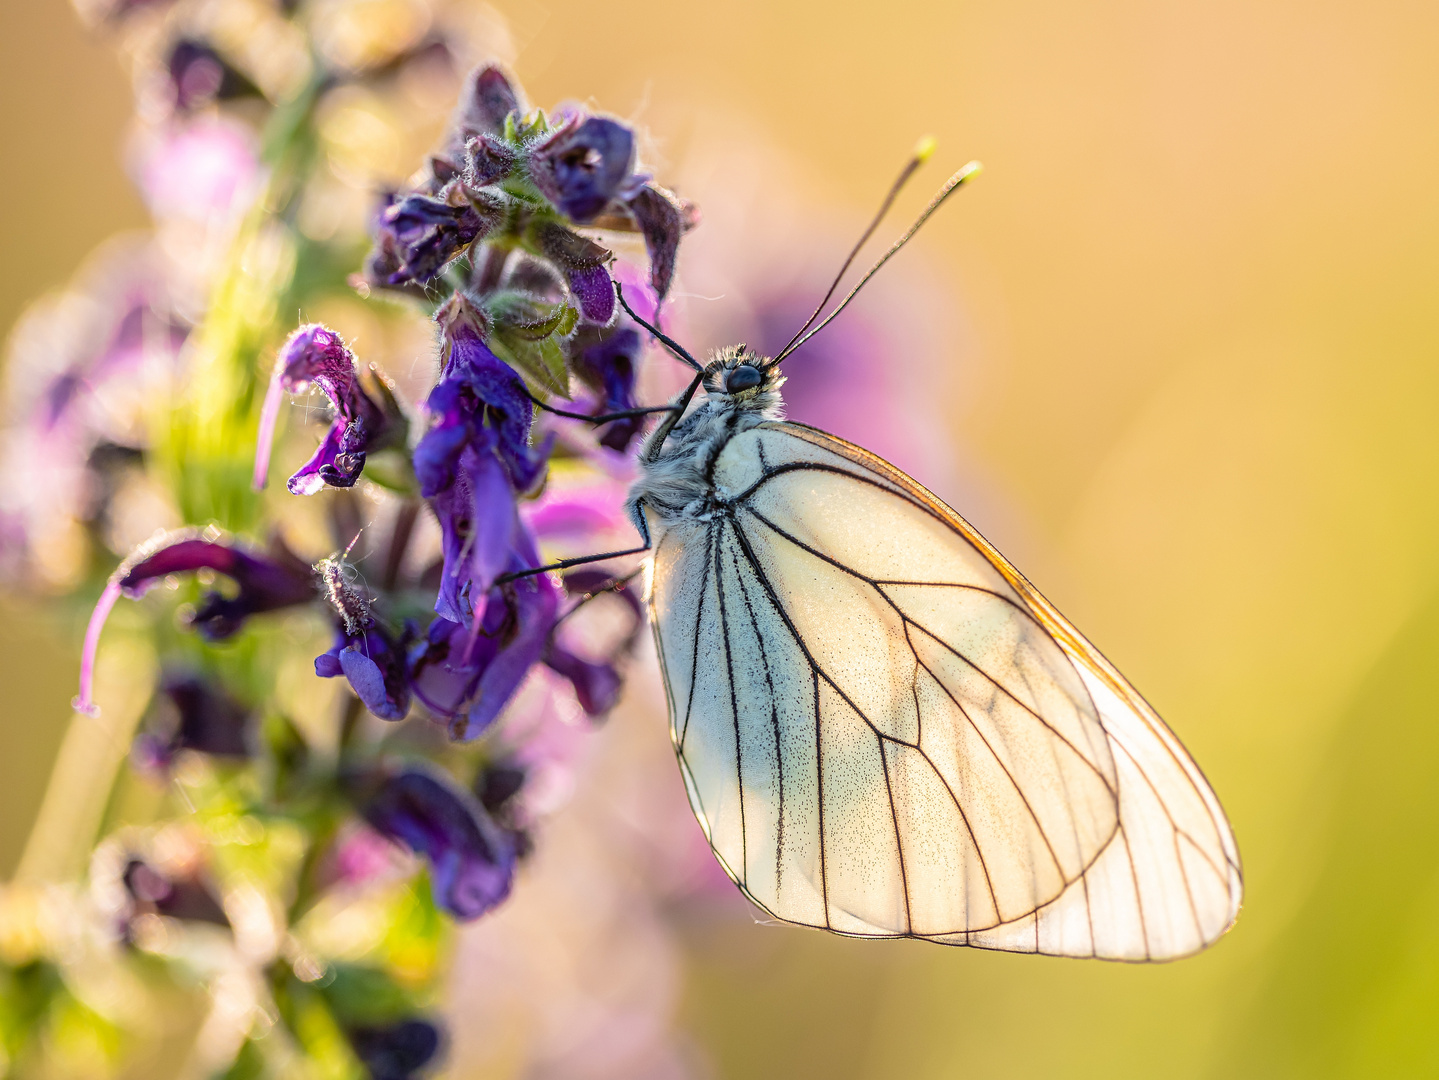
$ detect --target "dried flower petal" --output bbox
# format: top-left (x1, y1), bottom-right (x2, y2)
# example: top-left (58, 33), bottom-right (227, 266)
top-left (626, 182), bottom-right (693, 303)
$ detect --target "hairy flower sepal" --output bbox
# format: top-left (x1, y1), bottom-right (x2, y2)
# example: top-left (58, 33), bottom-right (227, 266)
top-left (352, 767), bottom-right (516, 920)
top-left (75, 530), bottom-right (316, 715)
top-left (254, 324), bottom-right (408, 495)
top-left (483, 291), bottom-right (581, 399)
top-left (373, 185), bottom-right (506, 288)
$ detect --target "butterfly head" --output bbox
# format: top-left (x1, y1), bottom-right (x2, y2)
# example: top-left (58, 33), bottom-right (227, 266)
top-left (703, 344), bottom-right (784, 403)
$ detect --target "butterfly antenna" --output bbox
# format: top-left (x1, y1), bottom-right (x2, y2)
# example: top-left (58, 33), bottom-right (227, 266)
top-left (615, 282), bottom-right (704, 371)
top-left (775, 137), bottom-right (937, 361)
top-left (770, 159), bottom-right (982, 366)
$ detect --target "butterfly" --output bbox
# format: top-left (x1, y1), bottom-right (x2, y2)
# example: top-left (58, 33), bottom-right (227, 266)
top-left (519, 151), bottom-right (1242, 961)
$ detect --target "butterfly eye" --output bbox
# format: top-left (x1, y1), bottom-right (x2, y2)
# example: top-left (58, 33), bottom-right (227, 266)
top-left (725, 365), bottom-right (762, 393)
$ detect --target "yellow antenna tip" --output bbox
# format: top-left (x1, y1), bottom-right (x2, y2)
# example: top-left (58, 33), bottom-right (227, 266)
top-left (912, 135), bottom-right (938, 163)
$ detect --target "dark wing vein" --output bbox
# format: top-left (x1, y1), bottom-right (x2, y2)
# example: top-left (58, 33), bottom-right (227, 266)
top-left (726, 533), bottom-right (787, 896)
top-left (679, 524), bottom-right (715, 751)
top-left (713, 521), bottom-right (747, 886)
top-left (814, 667), bottom-right (829, 927)
top-left (1118, 819), bottom-right (1150, 960)
top-left (906, 622), bottom-right (1069, 897)
top-left (731, 514), bottom-right (1021, 936)
top-left (1109, 737), bottom-right (1205, 942)
top-left (876, 736), bottom-right (914, 934)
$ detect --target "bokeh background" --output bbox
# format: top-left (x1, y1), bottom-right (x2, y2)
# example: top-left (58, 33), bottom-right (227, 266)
top-left (5, 0), bottom-right (1439, 1076)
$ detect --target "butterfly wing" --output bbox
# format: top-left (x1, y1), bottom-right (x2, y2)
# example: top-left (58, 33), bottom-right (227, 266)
top-left (646, 421), bottom-right (1241, 960)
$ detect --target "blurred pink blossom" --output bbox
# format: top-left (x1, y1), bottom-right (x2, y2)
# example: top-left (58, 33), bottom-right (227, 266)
top-left (137, 119), bottom-right (259, 222)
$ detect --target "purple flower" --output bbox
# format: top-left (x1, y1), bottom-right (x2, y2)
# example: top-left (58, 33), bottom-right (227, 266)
top-left (347, 1020), bottom-right (443, 1080)
top-left (166, 39), bottom-right (260, 111)
top-left (538, 567), bottom-right (643, 718)
top-left (316, 624), bottom-right (412, 721)
top-left (410, 567), bottom-right (558, 742)
top-left (571, 324), bottom-right (643, 450)
top-left (527, 220), bottom-right (615, 324)
top-left (429, 445), bottom-right (523, 628)
top-left (131, 536), bottom-right (316, 638)
top-left (528, 115), bottom-right (638, 224)
top-left (416, 303), bottom-right (554, 630)
top-left (416, 314), bottom-right (548, 496)
top-left (374, 188), bottom-right (504, 287)
top-left (359, 769), bottom-right (516, 920)
top-left (75, 532), bottom-right (315, 716)
top-left (453, 65), bottom-right (522, 143)
top-left (123, 859), bottom-right (229, 926)
top-left (133, 675), bottom-right (253, 771)
top-left (253, 324), bottom-right (405, 495)
top-left (542, 644), bottom-right (622, 716)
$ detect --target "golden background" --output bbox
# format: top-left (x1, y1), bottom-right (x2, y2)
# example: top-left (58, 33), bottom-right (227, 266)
top-left (5, 0), bottom-right (1439, 1075)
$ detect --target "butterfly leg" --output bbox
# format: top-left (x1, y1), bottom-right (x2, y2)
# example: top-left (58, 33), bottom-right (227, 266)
top-left (523, 390), bottom-right (685, 425)
top-left (495, 498), bottom-right (653, 585)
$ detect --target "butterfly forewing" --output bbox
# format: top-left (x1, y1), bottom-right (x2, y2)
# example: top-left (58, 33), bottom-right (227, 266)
top-left (647, 421), bottom-right (1241, 959)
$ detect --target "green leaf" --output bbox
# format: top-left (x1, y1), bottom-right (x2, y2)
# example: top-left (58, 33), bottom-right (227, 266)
top-left (320, 964), bottom-right (421, 1027)
top-left (490, 331), bottom-right (570, 399)
top-left (214, 1037), bottom-right (267, 1080)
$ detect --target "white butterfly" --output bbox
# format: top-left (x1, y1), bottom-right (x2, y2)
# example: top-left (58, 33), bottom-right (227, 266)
top-left (531, 157), bottom-right (1241, 960)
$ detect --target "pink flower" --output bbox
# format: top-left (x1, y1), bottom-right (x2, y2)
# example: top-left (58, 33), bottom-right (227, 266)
top-left (137, 119), bottom-right (259, 223)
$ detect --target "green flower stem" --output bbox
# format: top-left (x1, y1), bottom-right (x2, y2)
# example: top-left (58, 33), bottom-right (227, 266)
top-left (156, 68), bottom-right (326, 532)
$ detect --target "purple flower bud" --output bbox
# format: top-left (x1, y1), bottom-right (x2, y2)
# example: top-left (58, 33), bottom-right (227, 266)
top-left (529, 115), bottom-right (637, 223)
top-left (359, 769), bottom-right (515, 920)
top-left (315, 625), bottom-right (412, 721)
top-left (527, 221), bottom-right (614, 324)
top-left (454, 65), bottom-right (523, 142)
top-left (166, 39), bottom-right (260, 111)
top-left (123, 859), bottom-right (229, 926)
top-left (543, 644), bottom-right (622, 716)
top-left (463, 133), bottom-right (516, 189)
top-left (254, 324), bottom-right (405, 495)
top-left (361, 193), bottom-right (407, 287)
top-left (134, 675), bottom-right (252, 771)
top-left (571, 325), bottom-right (642, 450)
top-left (626, 182), bottom-right (695, 304)
top-left (372, 188), bottom-right (503, 287)
top-left (75, 532), bottom-right (315, 716)
top-left (347, 1019), bottom-right (443, 1080)
top-left (567, 265), bottom-right (617, 325)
